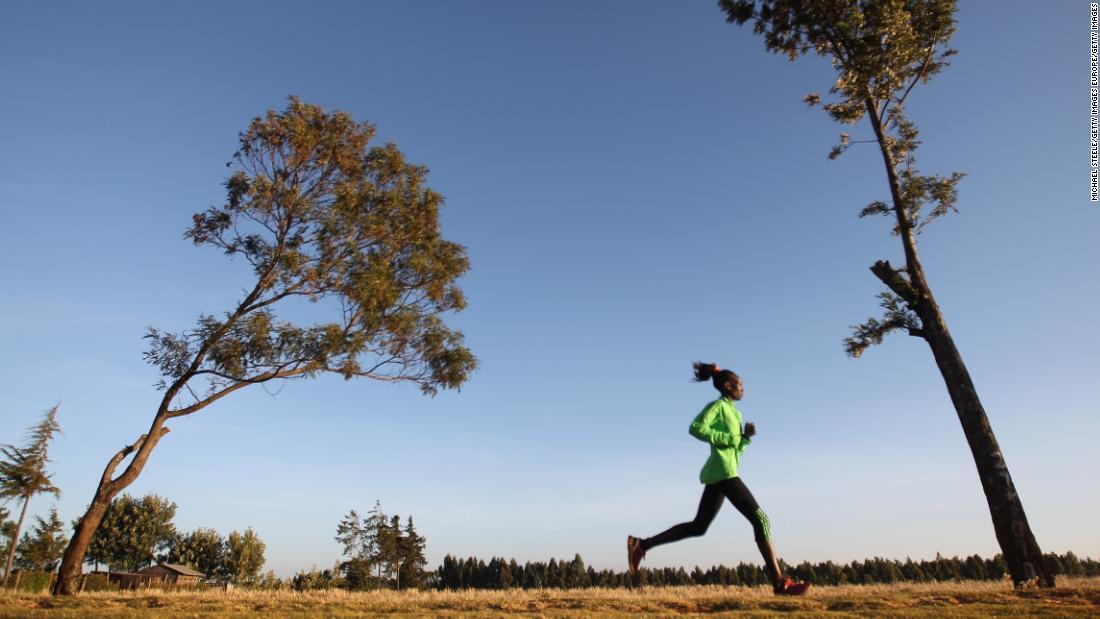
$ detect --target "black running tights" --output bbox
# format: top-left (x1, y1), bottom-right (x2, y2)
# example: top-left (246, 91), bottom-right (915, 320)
top-left (641, 477), bottom-right (770, 550)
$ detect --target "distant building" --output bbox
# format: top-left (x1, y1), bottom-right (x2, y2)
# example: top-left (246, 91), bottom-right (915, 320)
top-left (137, 563), bottom-right (205, 586)
top-left (107, 564), bottom-right (205, 589)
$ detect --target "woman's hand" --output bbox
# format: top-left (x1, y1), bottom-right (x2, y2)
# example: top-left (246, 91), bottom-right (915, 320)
top-left (744, 422), bottom-right (756, 439)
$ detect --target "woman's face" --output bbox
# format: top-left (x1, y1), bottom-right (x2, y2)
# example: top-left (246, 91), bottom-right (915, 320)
top-left (727, 376), bottom-right (744, 401)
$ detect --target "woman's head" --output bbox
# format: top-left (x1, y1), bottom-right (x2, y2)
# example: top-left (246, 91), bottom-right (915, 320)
top-left (692, 362), bottom-right (743, 400)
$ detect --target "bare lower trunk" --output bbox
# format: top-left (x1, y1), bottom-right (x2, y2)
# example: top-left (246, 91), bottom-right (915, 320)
top-left (2, 493), bottom-right (31, 586)
top-left (53, 494), bottom-right (112, 594)
top-left (920, 309), bottom-right (1053, 587)
top-left (53, 426), bottom-right (169, 595)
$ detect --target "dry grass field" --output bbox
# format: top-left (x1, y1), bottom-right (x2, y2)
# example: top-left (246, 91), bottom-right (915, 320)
top-left (1, 577), bottom-right (1098, 617)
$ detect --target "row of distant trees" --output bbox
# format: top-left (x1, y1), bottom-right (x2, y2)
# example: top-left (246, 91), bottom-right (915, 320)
top-left (434, 552), bottom-right (1100, 590)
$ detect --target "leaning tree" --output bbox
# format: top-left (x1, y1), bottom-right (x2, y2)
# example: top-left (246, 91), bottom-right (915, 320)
top-left (719, 0), bottom-right (1052, 586)
top-left (54, 97), bottom-right (477, 594)
top-left (0, 404), bottom-right (61, 587)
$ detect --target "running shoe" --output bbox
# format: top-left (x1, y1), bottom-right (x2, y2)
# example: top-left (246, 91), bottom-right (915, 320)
top-left (774, 577), bottom-right (811, 596)
top-left (626, 535), bottom-right (646, 577)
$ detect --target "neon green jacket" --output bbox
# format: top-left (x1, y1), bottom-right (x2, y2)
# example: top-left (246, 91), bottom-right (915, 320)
top-left (689, 397), bottom-right (751, 484)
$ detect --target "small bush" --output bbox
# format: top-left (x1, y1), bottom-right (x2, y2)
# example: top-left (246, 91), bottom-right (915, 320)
top-left (11, 571), bottom-right (54, 593)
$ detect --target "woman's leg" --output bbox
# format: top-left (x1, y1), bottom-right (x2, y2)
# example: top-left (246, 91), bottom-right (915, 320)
top-left (719, 477), bottom-right (782, 587)
top-left (640, 483), bottom-right (724, 552)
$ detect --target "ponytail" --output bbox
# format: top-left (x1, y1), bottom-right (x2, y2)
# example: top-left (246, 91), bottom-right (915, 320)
top-left (692, 361), bottom-right (720, 382)
top-left (692, 361), bottom-right (740, 393)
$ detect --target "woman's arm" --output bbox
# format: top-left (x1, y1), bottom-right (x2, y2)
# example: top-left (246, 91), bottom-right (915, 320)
top-left (689, 401), bottom-right (741, 448)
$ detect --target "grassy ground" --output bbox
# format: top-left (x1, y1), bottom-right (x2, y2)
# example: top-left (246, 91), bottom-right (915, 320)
top-left (2, 577), bottom-right (1098, 617)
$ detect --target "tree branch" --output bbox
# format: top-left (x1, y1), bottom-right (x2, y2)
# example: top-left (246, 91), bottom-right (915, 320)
top-left (870, 260), bottom-right (918, 306)
top-left (166, 367), bottom-right (311, 418)
top-left (883, 33), bottom-right (940, 129)
top-left (101, 428), bottom-right (170, 491)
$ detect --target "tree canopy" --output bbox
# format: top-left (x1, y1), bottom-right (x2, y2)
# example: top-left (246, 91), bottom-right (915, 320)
top-left (166, 527), bottom-right (225, 580)
top-left (224, 528), bottom-right (266, 585)
top-left (718, 0), bottom-right (961, 356)
top-left (1, 404), bottom-right (62, 585)
top-left (16, 507), bottom-right (67, 572)
top-left (84, 494), bottom-right (177, 572)
top-left (0, 404), bottom-right (62, 504)
top-left (146, 96), bottom-right (477, 410)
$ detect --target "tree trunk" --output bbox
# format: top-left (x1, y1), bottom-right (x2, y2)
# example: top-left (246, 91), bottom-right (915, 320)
top-left (862, 98), bottom-right (1052, 587)
top-left (53, 489), bottom-right (112, 595)
top-left (53, 426), bottom-right (169, 595)
top-left (919, 303), bottom-right (1054, 586)
top-left (2, 493), bottom-right (31, 587)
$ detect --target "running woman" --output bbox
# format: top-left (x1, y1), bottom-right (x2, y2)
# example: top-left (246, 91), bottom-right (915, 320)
top-left (627, 362), bottom-right (810, 596)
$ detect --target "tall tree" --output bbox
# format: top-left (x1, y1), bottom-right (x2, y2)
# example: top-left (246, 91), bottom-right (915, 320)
top-left (335, 509), bottom-right (372, 590)
top-left (0, 404), bottom-right (61, 586)
top-left (167, 527), bottom-right (225, 580)
top-left (85, 493), bottom-right (177, 572)
top-left (383, 514), bottom-right (403, 587)
top-left (54, 97), bottom-right (477, 594)
top-left (224, 528), bottom-right (266, 585)
top-left (364, 500), bottom-right (388, 587)
top-left (398, 516), bottom-right (427, 590)
top-left (0, 508), bottom-right (14, 565)
top-left (719, 0), bottom-right (1052, 586)
top-left (15, 506), bottom-right (67, 571)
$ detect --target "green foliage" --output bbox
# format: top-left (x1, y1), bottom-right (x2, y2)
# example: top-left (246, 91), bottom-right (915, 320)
top-left (292, 563), bottom-right (344, 591)
top-left (432, 551), bottom-right (1100, 590)
top-left (719, 1), bottom-right (964, 356)
top-left (225, 528), bottom-right (266, 585)
top-left (0, 507), bottom-right (14, 563)
top-left (0, 404), bottom-right (62, 504)
top-left (15, 506), bottom-right (67, 571)
top-left (255, 569), bottom-right (284, 590)
top-left (844, 290), bottom-right (921, 357)
top-left (720, 0), bottom-right (957, 122)
top-left (144, 97), bottom-right (476, 415)
top-left (80, 571), bottom-right (114, 592)
top-left (398, 516), bottom-right (428, 590)
top-left (85, 493), bottom-right (177, 572)
top-left (335, 501), bottom-right (427, 590)
top-left (166, 527), bottom-right (225, 580)
top-left (162, 525), bottom-right (267, 584)
top-left (1, 404), bottom-right (62, 583)
top-left (9, 570), bottom-right (54, 592)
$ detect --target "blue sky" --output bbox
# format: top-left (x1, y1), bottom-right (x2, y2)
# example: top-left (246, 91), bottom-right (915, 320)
top-left (1, 1), bottom-right (1096, 577)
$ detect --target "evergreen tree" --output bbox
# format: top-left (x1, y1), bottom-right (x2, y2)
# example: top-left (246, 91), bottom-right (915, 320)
top-left (569, 554), bottom-right (590, 588)
top-left (364, 501), bottom-right (387, 587)
top-left (383, 514), bottom-right (402, 587)
top-left (0, 508), bottom-right (13, 566)
top-left (15, 506), bottom-right (67, 571)
top-left (0, 404), bottom-right (61, 585)
top-left (398, 516), bottom-right (427, 590)
top-left (335, 509), bottom-right (373, 590)
top-left (439, 554), bottom-right (460, 590)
